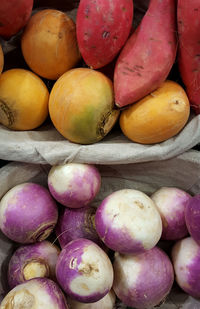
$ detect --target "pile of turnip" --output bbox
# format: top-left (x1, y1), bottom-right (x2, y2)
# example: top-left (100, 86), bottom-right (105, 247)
top-left (1, 162), bottom-right (200, 308)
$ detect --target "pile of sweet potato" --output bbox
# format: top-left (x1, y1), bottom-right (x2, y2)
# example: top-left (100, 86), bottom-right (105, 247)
top-left (76, 0), bottom-right (200, 113)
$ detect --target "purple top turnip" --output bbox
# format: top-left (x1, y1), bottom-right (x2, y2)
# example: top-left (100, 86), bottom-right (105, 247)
top-left (185, 194), bottom-right (200, 245)
top-left (113, 247), bottom-right (174, 309)
top-left (172, 237), bottom-right (200, 298)
top-left (95, 189), bottom-right (162, 254)
top-left (8, 240), bottom-right (60, 289)
top-left (0, 183), bottom-right (58, 243)
top-left (56, 238), bottom-right (114, 303)
top-left (151, 187), bottom-right (191, 240)
top-left (55, 206), bottom-right (103, 248)
top-left (0, 278), bottom-right (69, 308)
top-left (48, 163), bottom-right (101, 208)
top-left (67, 289), bottom-right (116, 309)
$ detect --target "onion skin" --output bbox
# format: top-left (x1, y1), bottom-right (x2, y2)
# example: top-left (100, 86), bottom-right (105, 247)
top-left (172, 237), bottom-right (200, 298)
top-left (113, 247), bottom-right (174, 309)
top-left (8, 240), bottom-right (60, 289)
top-left (48, 163), bottom-right (101, 208)
top-left (151, 187), bottom-right (191, 240)
top-left (0, 278), bottom-right (69, 309)
top-left (56, 238), bottom-right (114, 303)
top-left (55, 206), bottom-right (103, 248)
top-left (185, 194), bottom-right (200, 245)
top-left (95, 189), bottom-right (162, 254)
top-left (0, 183), bottom-right (58, 244)
top-left (67, 290), bottom-right (116, 309)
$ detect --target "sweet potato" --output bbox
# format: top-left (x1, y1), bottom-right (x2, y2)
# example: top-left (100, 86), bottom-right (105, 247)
top-left (178, 0), bottom-right (200, 114)
top-left (0, 0), bottom-right (33, 38)
top-left (114, 0), bottom-right (177, 108)
top-left (76, 0), bottom-right (133, 69)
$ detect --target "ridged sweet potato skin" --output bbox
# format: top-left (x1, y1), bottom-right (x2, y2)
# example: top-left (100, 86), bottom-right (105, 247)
top-left (114, 0), bottom-right (177, 108)
top-left (76, 0), bottom-right (133, 69)
top-left (178, 0), bottom-right (200, 114)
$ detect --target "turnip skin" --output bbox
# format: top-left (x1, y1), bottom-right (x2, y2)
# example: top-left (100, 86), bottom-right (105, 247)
top-left (0, 183), bottom-right (58, 244)
top-left (151, 187), bottom-right (191, 240)
top-left (185, 194), bottom-right (200, 245)
top-left (172, 237), bottom-right (200, 298)
top-left (0, 278), bottom-right (69, 309)
top-left (55, 206), bottom-right (102, 249)
top-left (67, 289), bottom-right (116, 309)
top-left (56, 238), bottom-right (114, 303)
top-left (95, 189), bottom-right (162, 254)
top-left (8, 240), bottom-right (60, 289)
top-left (113, 247), bottom-right (174, 309)
top-left (48, 163), bottom-right (101, 208)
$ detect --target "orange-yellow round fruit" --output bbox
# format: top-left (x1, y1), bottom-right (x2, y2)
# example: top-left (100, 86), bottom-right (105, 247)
top-left (120, 80), bottom-right (190, 144)
top-left (0, 45), bottom-right (4, 74)
top-left (0, 69), bottom-right (49, 130)
top-left (21, 9), bottom-right (81, 80)
top-left (49, 68), bottom-right (120, 144)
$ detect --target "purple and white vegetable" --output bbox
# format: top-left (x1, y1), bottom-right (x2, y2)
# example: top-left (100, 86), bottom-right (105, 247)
top-left (151, 187), bottom-right (191, 240)
top-left (95, 189), bottom-right (162, 254)
top-left (48, 163), bottom-right (101, 208)
top-left (0, 278), bottom-right (69, 309)
top-left (67, 289), bottom-right (116, 309)
top-left (185, 194), bottom-right (200, 245)
top-left (0, 183), bottom-right (58, 243)
top-left (172, 237), bottom-right (200, 298)
top-left (8, 240), bottom-right (60, 289)
top-left (55, 206), bottom-right (103, 249)
top-left (56, 238), bottom-right (114, 303)
top-left (113, 247), bottom-right (174, 309)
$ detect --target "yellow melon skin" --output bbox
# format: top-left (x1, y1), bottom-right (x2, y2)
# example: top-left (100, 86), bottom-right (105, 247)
top-left (0, 69), bottom-right (49, 130)
top-left (49, 68), bottom-right (120, 144)
top-left (120, 80), bottom-right (190, 144)
top-left (21, 9), bottom-right (81, 80)
top-left (0, 45), bottom-right (4, 74)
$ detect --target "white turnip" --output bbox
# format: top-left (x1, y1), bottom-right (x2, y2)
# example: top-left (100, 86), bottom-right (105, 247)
top-left (56, 238), bottom-right (113, 303)
top-left (172, 236), bottom-right (200, 298)
top-left (48, 163), bottom-right (101, 208)
top-left (151, 187), bottom-right (191, 240)
top-left (55, 206), bottom-right (103, 248)
top-left (8, 240), bottom-right (60, 288)
top-left (113, 247), bottom-right (174, 309)
top-left (0, 278), bottom-right (69, 308)
top-left (95, 189), bottom-right (162, 254)
top-left (0, 183), bottom-right (58, 243)
top-left (185, 194), bottom-right (200, 245)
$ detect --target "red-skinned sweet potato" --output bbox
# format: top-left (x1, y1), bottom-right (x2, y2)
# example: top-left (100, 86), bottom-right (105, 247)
top-left (178, 0), bottom-right (200, 114)
top-left (0, 0), bottom-right (33, 39)
top-left (114, 0), bottom-right (177, 108)
top-left (76, 0), bottom-right (134, 69)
